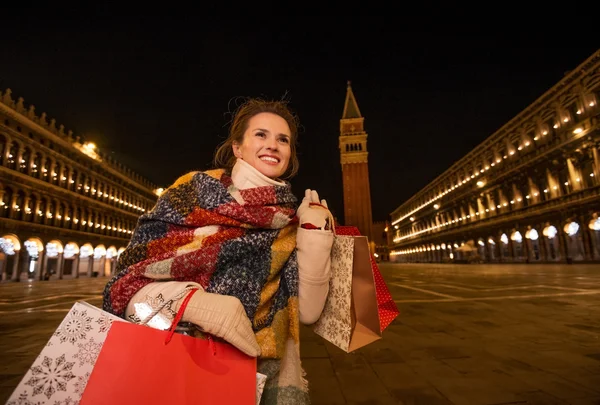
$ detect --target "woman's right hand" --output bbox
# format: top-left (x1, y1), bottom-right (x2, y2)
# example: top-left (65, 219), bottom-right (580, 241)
top-left (176, 291), bottom-right (261, 357)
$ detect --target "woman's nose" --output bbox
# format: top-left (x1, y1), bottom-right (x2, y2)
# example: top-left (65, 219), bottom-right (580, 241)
top-left (265, 137), bottom-right (278, 150)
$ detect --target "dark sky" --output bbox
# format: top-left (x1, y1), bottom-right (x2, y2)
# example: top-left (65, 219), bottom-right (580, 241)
top-left (2, 16), bottom-right (598, 222)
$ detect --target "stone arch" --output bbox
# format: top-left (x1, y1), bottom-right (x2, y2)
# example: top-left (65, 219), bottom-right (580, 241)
top-left (0, 132), bottom-right (8, 165)
top-left (564, 220), bottom-right (585, 261)
top-left (20, 146), bottom-right (32, 174)
top-left (589, 214), bottom-right (600, 260)
top-left (106, 245), bottom-right (118, 276)
top-left (499, 233), bottom-right (510, 261)
top-left (56, 201), bottom-right (67, 228)
top-left (542, 224), bottom-right (560, 261)
top-left (6, 140), bottom-right (20, 170)
top-left (62, 241), bottom-right (80, 278)
top-left (52, 159), bottom-right (63, 186)
top-left (71, 168), bottom-right (80, 191)
top-left (42, 239), bottom-right (64, 280)
top-left (31, 150), bottom-right (42, 178)
top-left (79, 243), bottom-right (94, 278)
top-left (525, 226), bottom-right (541, 262)
top-left (0, 233), bottom-right (21, 281)
top-left (13, 189), bottom-right (26, 221)
top-left (93, 244), bottom-right (109, 277)
top-left (41, 155), bottom-right (52, 182)
top-left (23, 236), bottom-right (44, 281)
top-left (1, 186), bottom-right (14, 218)
top-left (486, 236), bottom-right (497, 262)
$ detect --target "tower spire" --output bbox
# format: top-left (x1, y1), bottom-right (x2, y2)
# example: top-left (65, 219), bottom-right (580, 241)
top-left (342, 80), bottom-right (362, 119)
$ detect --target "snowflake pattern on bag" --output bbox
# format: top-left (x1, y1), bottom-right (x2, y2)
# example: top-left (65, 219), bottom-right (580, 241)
top-left (73, 338), bottom-right (102, 367)
top-left (54, 308), bottom-right (93, 345)
top-left (24, 355), bottom-right (76, 399)
top-left (6, 392), bottom-right (44, 405)
top-left (73, 372), bottom-right (90, 395)
top-left (96, 314), bottom-right (113, 333)
top-left (312, 235), bottom-right (354, 352)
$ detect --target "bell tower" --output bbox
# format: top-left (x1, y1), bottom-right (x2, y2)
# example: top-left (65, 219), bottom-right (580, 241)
top-left (339, 81), bottom-right (373, 240)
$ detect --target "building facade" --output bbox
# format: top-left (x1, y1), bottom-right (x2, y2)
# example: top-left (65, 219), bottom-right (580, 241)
top-left (389, 50), bottom-right (600, 264)
top-left (0, 88), bottom-right (159, 281)
top-left (339, 81), bottom-right (374, 241)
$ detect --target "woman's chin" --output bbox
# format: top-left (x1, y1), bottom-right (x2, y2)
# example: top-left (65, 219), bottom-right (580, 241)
top-left (258, 165), bottom-right (284, 180)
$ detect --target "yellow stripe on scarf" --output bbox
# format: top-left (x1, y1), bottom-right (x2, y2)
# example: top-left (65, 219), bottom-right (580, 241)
top-left (254, 225), bottom-right (297, 328)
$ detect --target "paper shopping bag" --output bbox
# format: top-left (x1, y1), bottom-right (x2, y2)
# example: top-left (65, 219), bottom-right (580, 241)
top-left (79, 289), bottom-right (257, 405)
top-left (335, 225), bottom-right (400, 332)
top-left (5, 301), bottom-right (124, 405)
top-left (312, 233), bottom-right (382, 352)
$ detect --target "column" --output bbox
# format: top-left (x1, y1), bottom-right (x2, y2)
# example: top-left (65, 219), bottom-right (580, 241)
top-left (580, 214), bottom-right (593, 261)
top-left (10, 251), bottom-right (20, 281)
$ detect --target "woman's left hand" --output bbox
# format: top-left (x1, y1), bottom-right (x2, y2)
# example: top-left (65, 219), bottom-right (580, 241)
top-left (296, 189), bottom-right (331, 230)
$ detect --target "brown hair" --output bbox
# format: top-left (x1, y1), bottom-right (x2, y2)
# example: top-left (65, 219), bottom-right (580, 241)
top-left (213, 97), bottom-right (300, 179)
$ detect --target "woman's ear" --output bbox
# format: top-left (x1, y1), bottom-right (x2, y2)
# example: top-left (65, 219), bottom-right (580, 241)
top-left (232, 142), bottom-right (241, 159)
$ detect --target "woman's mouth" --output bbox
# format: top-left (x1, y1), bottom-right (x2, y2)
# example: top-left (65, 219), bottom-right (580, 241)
top-left (259, 155), bottom-right (280, 165)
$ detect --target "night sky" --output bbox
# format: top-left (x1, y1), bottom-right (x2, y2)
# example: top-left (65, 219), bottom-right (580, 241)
top-left (2, 16), bottom-right (598, 223)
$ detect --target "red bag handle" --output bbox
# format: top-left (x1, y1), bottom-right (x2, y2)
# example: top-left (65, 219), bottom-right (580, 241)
top-left (308, 202), bottom-right (336, 233)
top-left (165, 287), bottom-right (199, 345)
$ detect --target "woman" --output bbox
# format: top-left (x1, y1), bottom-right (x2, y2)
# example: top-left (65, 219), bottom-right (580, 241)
top-left (102, 98), bottom-right (334, 404)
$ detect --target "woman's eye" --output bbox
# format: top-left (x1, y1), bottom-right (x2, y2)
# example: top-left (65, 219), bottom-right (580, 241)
top-left (255, 132), bottom-right (266, 138)
top-left (279, 137), bottom-right (290, 144)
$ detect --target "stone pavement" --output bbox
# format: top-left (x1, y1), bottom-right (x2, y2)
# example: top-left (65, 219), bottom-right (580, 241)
top-left (302, 263), bottom-right (600, 405)
top-left (2, 263), bottom-right (600, 404)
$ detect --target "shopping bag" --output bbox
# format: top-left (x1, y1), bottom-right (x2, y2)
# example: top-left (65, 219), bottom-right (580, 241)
top-left (336, 226), bottom-right (400, 332)
top-left (312, 230), bottom-right (382, 352)
top-left (79, 288), bottom-right (257, 405)
top-left (5, 301), bottom-right (124, 405)
top-left (369, 253), bottom-right (400, 331)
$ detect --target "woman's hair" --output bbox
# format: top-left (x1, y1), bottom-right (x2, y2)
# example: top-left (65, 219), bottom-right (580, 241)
top-left (213, 97), bottom-right (300, 179)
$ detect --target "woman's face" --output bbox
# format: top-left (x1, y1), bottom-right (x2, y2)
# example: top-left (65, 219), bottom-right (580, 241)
top-left (233, 112), bottom-right (292, 179)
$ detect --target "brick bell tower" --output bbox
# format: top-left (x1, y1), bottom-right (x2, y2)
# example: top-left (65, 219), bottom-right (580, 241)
top-left (339, 81), bottom-right (373, 241)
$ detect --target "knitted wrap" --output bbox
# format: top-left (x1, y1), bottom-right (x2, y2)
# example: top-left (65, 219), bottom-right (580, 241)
top-left (103, 168), bottom-right (310, 404)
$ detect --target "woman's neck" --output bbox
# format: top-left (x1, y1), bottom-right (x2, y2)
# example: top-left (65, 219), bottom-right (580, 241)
top-left (231, 158), bottom-right (285, 190)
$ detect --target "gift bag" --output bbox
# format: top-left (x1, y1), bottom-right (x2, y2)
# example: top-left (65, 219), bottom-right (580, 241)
top-left (336, 225), bottom-right (400, 332)
top-left (5, 301), bottom-right (125, 405)
top-left (79, 288), bottom-right (257, 405)
top-left (312, 231), bottom-right (382, 353)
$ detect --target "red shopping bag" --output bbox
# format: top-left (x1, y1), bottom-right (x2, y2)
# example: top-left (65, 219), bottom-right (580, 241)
top-left (80, 289), bottom-right (257, 405)
top-left (336, 226), bottom-right (400, 332)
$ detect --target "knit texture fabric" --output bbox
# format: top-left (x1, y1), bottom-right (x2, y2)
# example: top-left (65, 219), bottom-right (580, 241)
top-left (103, 168), bottom-right (310, 404)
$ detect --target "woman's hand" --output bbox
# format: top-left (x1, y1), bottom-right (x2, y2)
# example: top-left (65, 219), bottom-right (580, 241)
top-left (296, 189), bottom-right (331, 230)
top-left (176, 291), bottom-right (261, 357)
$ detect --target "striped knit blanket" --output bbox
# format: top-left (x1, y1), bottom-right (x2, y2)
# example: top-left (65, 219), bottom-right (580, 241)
top-left (103, 168), bottom-right (310, 404)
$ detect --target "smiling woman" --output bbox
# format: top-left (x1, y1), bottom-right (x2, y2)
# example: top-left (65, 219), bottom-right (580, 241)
top-left (102, 97), bottom-right (336, 404)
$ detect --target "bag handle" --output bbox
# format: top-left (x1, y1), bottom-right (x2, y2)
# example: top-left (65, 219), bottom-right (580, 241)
top-left (165, 287), bottom-right (199, 344)
top-left (308, 202), bottom-right (336, 235)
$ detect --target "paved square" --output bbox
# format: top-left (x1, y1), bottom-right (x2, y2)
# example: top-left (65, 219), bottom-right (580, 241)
top-left (2, 263), bottom-right (600, 404)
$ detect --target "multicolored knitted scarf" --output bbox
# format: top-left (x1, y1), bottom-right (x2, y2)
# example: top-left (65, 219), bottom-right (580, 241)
top-left (103, 168), bottom-right (310, 404)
